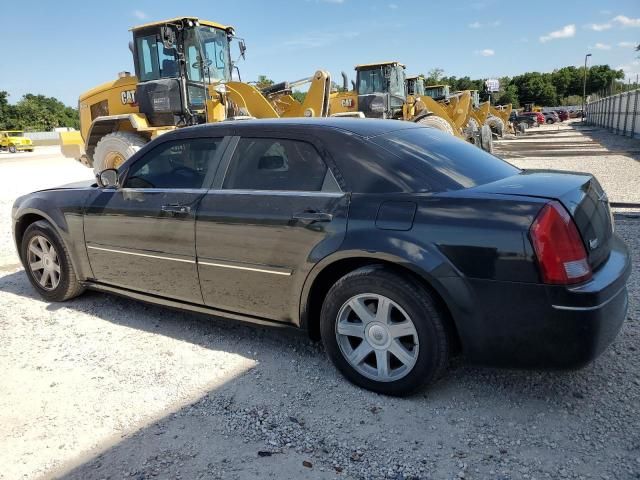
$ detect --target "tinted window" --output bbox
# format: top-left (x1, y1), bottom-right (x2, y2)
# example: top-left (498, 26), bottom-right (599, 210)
top-left (369, 127), bottom-right (519, 192)
top-left (223, 138), bottom-right (331, 192)
top-left (124, 138), bottom-right (223, 189)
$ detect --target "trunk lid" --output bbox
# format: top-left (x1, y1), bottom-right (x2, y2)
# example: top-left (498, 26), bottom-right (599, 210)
top-left (473, 170), bottom-right (614, 270)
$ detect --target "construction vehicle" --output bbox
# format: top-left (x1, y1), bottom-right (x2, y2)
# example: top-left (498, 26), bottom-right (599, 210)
top-left (61, 17), bottom-right (331, 172)
top-left (0, 131), bottom-right (34, 153)
top-left (329, 63), bottom-right (492, 151)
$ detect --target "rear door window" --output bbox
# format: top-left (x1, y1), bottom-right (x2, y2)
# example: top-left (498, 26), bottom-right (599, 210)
top-left (369, 127), bottom-right (519, 192)
top-left (223, 138), bottom-right (337, 192)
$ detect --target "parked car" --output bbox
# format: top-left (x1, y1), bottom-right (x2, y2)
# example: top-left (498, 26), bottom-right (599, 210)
top-left (12, 118), bottom-right (630, 396)
top-left (510, 112), bottom-right (537, 128)
top-left (0, 130), bottom-right (34, 153)
top-left (521, 111), bottom-right (545, 125)
top-left (555, 110), bottom-right (569, 121)
top-left (542, 111), bottom-right (559, 124)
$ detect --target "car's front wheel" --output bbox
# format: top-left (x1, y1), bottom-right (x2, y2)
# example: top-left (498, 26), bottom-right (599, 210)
top-left (8, 145), bottom-right (16, 153)
top-left (320, 266), bottom-right (450, 396)
top-left (21, 220), bottom-right (85, 302)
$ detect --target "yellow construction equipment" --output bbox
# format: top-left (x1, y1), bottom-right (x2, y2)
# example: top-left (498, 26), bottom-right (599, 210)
top-left (61, 17), bottom-right (331, 172)
top-left (329, 63), bottom-right (492, 151)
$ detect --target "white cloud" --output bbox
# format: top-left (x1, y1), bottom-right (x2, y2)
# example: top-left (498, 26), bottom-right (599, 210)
top-left (612, 15), bottom-right (640, 27)
top-left (594, 42), bottom-right (611, 50)
top-left (586, 22), bottom-right (611, 31)
top-left (132, 10), bottom-right (147, 20)
top-left (618, 41), bottom-right (637, 48)
top-left (388, 3), bottom-right (398, 8)
top-left (477, 49), bottom-right (495, 56)
top-left (540, 24), bottom-right (576, 43)
top-left (468, 20), bottom-right (501, 28)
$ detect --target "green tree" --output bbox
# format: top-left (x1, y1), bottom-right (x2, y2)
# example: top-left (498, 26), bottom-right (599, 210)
top-left (255, 75), bottom-right (274, 90)
top-left (424, 68), bottom-right (445, 85)
top-left (511, 72), bottom-right (557, 105)
top-left (292, 91), bottom-right (307, 103)
top-left (496, 84), bottom-right (519, 108)
top-left (10, 94), bottom-right (79, 130)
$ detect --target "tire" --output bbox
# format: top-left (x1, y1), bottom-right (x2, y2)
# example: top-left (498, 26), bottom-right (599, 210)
top-left (8, 145), bottom-right (16, 153)
top-left (93, 131), bottom-right (147, 174)
top-left (546, 119), bottom-right (553, 124)
top-left (480, 124), bottom-right (493, 153)
top-left (320, 266), bottom-right (450, 396)
top-left (485, 115), bottom-right (504, 137)
top-left (20, 220), bottom-right (85, 302)
top-left (464, 117), bottom-right (480, 144)
top-left (416, 115), bottom-right (455, 135)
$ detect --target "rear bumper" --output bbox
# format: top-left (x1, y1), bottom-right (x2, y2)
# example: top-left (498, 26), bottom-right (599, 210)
top-left (453, 235), bottom-right (631, 369)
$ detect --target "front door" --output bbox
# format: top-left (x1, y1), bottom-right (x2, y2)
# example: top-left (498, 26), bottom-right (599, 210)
top-left (84, 136), bottom-right (228, 304)
top-left (196, 135), bottom-right (349, 322)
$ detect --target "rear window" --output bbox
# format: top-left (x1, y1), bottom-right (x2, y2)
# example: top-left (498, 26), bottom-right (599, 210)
top-left (369, 127), bottom-right (519, 192)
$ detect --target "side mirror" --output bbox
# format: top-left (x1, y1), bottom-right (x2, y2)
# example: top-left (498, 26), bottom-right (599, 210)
top-left (239, 40), bottom-right (247, 59)
top-left (97, 169), bottom-right (119, 189)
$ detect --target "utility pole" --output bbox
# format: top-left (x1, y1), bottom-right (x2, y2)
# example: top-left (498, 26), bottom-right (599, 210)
top-left (582, 53), bottom-right (592, 122)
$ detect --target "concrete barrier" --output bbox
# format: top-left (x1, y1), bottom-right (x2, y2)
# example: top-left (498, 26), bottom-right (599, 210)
top-left (23, 132), bottom-right (62, 146)
top-left (586, 89), bottom-right (640, 139)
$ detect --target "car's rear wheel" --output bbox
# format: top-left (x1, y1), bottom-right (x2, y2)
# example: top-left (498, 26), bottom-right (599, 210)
top-left (320, 266), bottom-right (450, 396)
top-left (21, 220), bottom-right (85, 302)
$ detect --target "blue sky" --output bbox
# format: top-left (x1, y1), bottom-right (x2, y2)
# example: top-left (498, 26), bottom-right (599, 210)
top-left (2, 0), bottom-right (639, 106)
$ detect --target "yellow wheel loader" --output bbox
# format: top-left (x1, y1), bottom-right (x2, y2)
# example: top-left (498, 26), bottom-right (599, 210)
top-left (61, 17), bottom-right (331, 172)
top-left (328, 63), bottom-right (491, 151)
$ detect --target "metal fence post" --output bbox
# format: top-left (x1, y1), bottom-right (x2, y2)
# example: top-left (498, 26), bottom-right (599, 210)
top-left (630, 89), bottom-right (639, 139)
top-left (622, 92), bottom-right (629, 136)
top-left (616, 94), bottom-right (623, 134)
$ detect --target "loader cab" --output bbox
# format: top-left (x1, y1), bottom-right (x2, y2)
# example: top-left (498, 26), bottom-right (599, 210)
top-left (405, 76), bottom-right (425, 97)
top-left (355, 62), bottom-right (406, 119)
top-left (131, 17), bottom-right (234, 127)
top-left (424, 84), bottom-right (450, 102)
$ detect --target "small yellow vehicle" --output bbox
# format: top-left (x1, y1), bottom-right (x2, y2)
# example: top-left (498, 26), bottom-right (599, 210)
top-left (0, 131), bottom-right (34, 153)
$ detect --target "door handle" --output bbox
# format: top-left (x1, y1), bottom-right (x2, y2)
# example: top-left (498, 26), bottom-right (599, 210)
top-left (161, 204), bottom-right (191, 215)
top-left (292, 211), bottom-right (333, 223)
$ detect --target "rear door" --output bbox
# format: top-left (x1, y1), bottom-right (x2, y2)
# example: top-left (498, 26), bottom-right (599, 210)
top-left (196, 134), bottom-right (349, 322)
top-left (84, 136), bottom-right (229, 303)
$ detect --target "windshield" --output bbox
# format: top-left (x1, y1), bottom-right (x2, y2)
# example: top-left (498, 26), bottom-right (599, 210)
top-left (370, 127), bottom-right (519, 192)
top-left (357, 65), bottom-right (405, 97)
top-left (6, 131), bottom-right (24, 137)
top-left (184, 26), bottom-right (231, 84)
top-left (406, 79), bottom-right (425, 96)
top-left (424, 86), bottom-right (449, 99)
top-left (135, 33), bottom-right (179, 81)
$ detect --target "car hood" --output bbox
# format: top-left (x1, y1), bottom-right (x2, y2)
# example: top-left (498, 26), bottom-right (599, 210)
top-left (34, 179), bottom-right (96, 193)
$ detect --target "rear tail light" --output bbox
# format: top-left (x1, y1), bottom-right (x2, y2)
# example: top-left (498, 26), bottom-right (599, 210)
top-left (529, 201), bottom-right (592, 285)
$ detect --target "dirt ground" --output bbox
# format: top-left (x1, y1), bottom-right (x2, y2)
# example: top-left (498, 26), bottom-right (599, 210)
top-left (1, 127), bottom-right (639, 480)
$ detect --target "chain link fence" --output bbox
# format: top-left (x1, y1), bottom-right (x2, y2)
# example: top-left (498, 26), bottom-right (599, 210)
top-left (585, 89), bottom-right (640, 139)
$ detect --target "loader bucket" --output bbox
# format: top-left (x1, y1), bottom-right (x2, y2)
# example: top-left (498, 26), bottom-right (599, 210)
top-left (59, 131), bottom-right (85, 162)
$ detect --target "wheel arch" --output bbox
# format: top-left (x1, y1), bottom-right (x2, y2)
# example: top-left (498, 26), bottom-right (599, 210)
top-left (299, 252), bottom-right (463, 352)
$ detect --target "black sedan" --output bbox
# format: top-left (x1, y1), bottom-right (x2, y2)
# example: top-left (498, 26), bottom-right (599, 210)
top-left (12, 118), bottom-right (630, 395)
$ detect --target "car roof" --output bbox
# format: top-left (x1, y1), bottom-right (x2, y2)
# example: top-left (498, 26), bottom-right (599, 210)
top-left (177, 117), bottom-right (423, 139)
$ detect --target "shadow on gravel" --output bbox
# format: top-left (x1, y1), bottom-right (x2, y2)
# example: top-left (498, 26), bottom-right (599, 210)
top-left (2, 267), bottom-right (631, 479)
top-left (571, 123), bottom-right (640, 162)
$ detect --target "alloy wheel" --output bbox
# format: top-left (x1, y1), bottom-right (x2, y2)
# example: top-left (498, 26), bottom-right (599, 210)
top-left (27, 235), bottom-right (61, 290)
top-left (335, 294), bottom-right (419, 382)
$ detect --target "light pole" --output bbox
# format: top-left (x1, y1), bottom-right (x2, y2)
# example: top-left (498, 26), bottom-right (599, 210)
top-left (582, 53), bottom-right (592, 122)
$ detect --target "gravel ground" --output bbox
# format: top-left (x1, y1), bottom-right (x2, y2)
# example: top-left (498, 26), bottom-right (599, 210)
top-left (1, 134), bottom-right (639, 480)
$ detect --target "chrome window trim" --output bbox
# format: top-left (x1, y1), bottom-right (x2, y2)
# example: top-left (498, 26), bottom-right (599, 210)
top-left (203, 189), bottom-right (344, 197)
